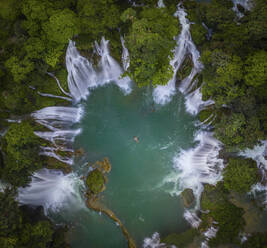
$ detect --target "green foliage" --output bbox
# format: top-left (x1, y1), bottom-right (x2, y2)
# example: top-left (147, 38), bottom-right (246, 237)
top-left (214, 112), bottom-right (264, 149)
top-left (77, 0), bottom-right (121, 39)
top-left (86, 169), bottom-right (105, 194)
top-left (24, 37), bottom-right (46, 59)
top-left (223, 158), bottom-right (259, 193)
top-left (42, 9), bottom-right (80, 44)
top-left (0, 189), bottom-right (69, 248)
top-left (0, 0), bottom-right (21, 21)
top-left (201, 183), bottom-right (245, 247)
top-left (0, 122), bottom-right (42, 186)
top-left (162, 229), bottom-right (199, 247)
top-left (191, 23), bottom-right (207, 46)
top-left (245, 50), bottom-right (267, 87)
top-left (5, 56), bottom-right (34, 83)
top-left (201, 49), bottom-right (244, 105)
top-left (241, 232), bottom-right (267, 248)
top-left (123, 7), bottom-right (179, 86)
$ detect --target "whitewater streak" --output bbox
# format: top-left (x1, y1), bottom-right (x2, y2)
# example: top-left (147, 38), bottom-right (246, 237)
top-left (19, 37), bottom-right (132, 212)
top-left (18, 169), bottom-right (85, 214)
top-left (239, 140), bottom-right (267, 206)
top-left (153, 4), bottom-right (213, 115)
top-left (152, 5), bottom-right (224, 236)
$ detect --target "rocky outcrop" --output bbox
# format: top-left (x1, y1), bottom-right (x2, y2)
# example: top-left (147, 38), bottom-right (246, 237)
top-left (181, 188), bottom-right (195, 208)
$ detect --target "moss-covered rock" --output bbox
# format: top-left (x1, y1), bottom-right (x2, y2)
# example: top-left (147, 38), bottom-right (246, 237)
top-left (86, 169), bottom-right (105, 194)
top-left (162, 229), bottom-right (200, 248)
top-left (181, 188), bottom-right (195, 208)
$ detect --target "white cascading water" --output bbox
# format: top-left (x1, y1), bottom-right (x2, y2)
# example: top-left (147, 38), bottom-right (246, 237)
top-left (162, 131), bottom-right (224, 206)
top-left (201, 226), bottom-right (218, 248)
top-left (120, 36), bottom-right (130, 71)
top-left (184, 210), bottom-right (202, 228)
top-left (18, 169), bottom-right (85, 214)
top-left (153, 4), bottom-right (211, 115)
top-left (19, 37), bottom-right (131, 213)
top-left (95, 37), bottom-right (132, 94)
top-left (143, 232), bottom-right (174, 248)
top-left (66, 38), bottom-right (132, 102)
top-left (239, 140), bottom-right (267, 206)
top-left (232, 0), bottom-right (252, 18)
top-left (157, 0), bottom-right (165, 8)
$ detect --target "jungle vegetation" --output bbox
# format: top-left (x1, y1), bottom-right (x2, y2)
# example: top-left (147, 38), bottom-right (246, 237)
top-left (0, 0), bottom-right (266, 247)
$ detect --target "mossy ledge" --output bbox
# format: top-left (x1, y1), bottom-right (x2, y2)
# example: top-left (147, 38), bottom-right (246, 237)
top-left (84, 158), bottom-right (136, 248)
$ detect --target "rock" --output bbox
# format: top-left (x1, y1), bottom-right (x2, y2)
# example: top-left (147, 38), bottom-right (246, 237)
top-left (181, 189), bottom-right (195, 208)
top-left (75, 148), bottom-right (85, 156)
top-left (86, 169), bottom-right (105, 194)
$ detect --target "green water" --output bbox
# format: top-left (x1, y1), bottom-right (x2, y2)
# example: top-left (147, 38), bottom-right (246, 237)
top-left (70, 84), bottom-right (197, 247)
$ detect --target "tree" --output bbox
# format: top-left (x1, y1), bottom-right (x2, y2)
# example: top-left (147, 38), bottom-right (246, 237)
top-left (42, 9), bottom-right (80, 44)
top-left (223, 158), bottom-right (259, 193)
top-left (245, 50), bottom-right (267, 87)
top-left (122, 7), bottom-right (179, 86)
top-left (214, 112), bottom-right (264, 149)
top-left (77, 0), bottom-right (121, 38)
top-left (5, 56), bottom-right (34, 83)
top-left (201, 50), bottom-right (245, 105)
top-left (0, 122), bottom-right (42, 186)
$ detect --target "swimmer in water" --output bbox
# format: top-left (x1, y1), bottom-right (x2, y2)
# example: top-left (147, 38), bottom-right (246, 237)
top-left (133, 136), bottom-right (139, 143)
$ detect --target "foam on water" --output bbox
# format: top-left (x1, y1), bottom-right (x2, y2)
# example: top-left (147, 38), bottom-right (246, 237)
top-left (143, 232), bottom-right (171, 248)
top-left (120, 36), bottom-right (130, 71)
top-left (161, 131), bottom-right (224, 207)
top-left (18, 169), bottom-right (85, 214)
top-left (239, 140), bottom-right (267, 206)
top-left (232, 0), bottom-right (252, 18)
top-left (157, 0), bottom-right (165, 8)
top-left (153, 4), bottom-right (204, 111)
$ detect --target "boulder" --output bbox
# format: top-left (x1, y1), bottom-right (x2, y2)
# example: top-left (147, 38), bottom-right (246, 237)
top-left (181, 189), bottom-right (195, 208)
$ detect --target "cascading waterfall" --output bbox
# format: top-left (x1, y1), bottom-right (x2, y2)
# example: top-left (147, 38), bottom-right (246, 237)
top-left (31, 106), bottom-right (82, 164)
top-left (66, 38), bottom-right (132, 102)
top-left (152, 4), bottom-right (224, 237)
top-left (120, 36), bottom-right (130, 71)
top-left (162, 131), bottom-right (224, 206)
top-left (239, 140), bottom-right (267, 206)
top-left (18, 169), bottom-right (85, 214)
top-left (19, 37), bottom-right (131, 213)
top-left (201, 226), bottom-right (218, 248)
top-left (157, 0), bottom-right (165, 8)
top-left (95, 37), bottom-right (132, 94)
top-left (143, 232), bottom-right (172, 248)
top-left (232, 0), bottom-right (252, 18)
top-left (152, 4), bottom-right (212, 115)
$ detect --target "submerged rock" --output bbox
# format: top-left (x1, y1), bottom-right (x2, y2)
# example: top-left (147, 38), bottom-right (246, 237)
top-left (181, 188), bottom-right (195, 208)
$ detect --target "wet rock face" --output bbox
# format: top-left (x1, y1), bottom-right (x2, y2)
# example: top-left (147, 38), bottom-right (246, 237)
top-left (181, 188), bottom-right (195, 208)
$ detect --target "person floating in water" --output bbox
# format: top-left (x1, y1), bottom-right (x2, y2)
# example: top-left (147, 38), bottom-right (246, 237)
top-left (133, 136), bottom-right (139, 143)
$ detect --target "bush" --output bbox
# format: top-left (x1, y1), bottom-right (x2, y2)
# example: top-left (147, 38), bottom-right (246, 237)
top-left (223, 158), bottom-right (259, 193)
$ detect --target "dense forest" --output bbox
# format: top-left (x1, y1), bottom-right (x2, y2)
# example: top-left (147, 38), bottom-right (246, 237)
top-left (0, 0), bottom-right (266, 247)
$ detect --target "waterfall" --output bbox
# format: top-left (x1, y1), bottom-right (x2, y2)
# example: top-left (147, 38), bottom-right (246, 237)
top-left (232, 0), bottom-right (252, 18)
top-left (153, 4), bottom-right (205, 111)
top-left (66, 38), bottom-right (132, 102)
top-left (18, 169), bottom-right (85, 214)
top-left (162, 131), bottom-right (224, 206)
top-left (157, 0), bottom-right (165, 8)
top-left (143, 232), bottom-right (170, 248)
top-left (239, 140), bottom-right (267, 206)
top-left (20, 37), bottom-right (133, 214)
top-left (120, 36), bottom-right (130, 71)
top-left (201, 226), bottom-right (218, 248)
top-left (95, 37), bottom-right (132, 95)
top-left (184, 210), bottom-right (201, 228)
